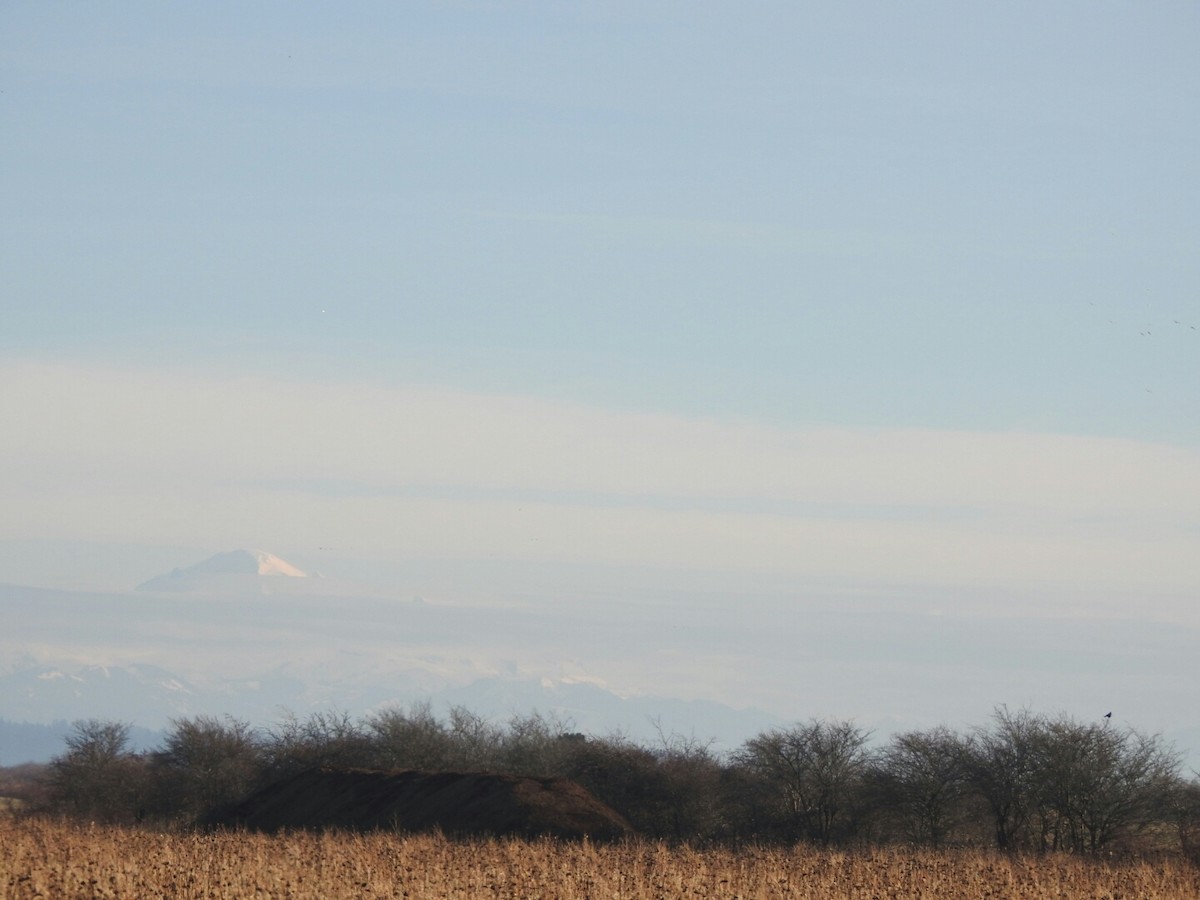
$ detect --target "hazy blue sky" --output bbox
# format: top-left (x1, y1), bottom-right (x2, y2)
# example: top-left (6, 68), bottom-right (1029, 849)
top-left (2, 4), bottom-right (1198, 737)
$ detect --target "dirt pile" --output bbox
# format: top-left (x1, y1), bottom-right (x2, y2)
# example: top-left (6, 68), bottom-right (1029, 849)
top-left (203, 768), bottom-right (633, 840)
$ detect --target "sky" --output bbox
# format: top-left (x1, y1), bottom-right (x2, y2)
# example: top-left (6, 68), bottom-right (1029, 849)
top-left (2, 3), bottom-right (1198, 741)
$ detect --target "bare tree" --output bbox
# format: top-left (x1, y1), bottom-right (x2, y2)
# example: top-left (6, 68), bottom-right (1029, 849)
top-left (964, 707), bottom-right (1182, 854)
top-left (870, 726), bottom-right (973, 847)
top-left (734, 719), bottom-right (872, 844)
top-left (46, 719), bottom-right (149, 823)
top-left (1034, 714), bottom-right (1181, 853)
top-left (963, 707), bottom-right (1045, 851)
top-left (648, 721), bottom-right (726, 840)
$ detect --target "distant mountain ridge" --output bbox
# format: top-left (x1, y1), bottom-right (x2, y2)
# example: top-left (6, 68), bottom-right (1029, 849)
top-left (0, 658), bottom-right (782, 762)
top-left (0, 663), bottom-right (201, 727)
top-left (137, 549), bottom-right (307, 591)
top-left (9, 570), bottom-right (781, 750)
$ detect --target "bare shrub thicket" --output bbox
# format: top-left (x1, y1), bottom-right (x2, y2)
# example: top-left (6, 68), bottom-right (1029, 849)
top-left (30, 705), bottom-right (1199, 856)
top-left (151, 715), bottom-right (263, 821)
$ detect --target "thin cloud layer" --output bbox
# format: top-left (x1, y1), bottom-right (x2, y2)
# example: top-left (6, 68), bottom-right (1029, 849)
top-left (4, 360), bottom-right (1197, 613)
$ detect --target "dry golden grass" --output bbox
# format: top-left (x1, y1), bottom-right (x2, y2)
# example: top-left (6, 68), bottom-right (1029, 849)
top-left (1, 817), bottom-right (1197, 899)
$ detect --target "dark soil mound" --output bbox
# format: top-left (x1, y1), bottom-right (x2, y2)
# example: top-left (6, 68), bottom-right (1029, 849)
top-left (202, 768), bottom-right (633, 840)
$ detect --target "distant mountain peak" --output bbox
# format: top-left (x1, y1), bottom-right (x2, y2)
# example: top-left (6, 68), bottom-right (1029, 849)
top-left (137, 549), bottom-right (307, 591)
top-left (194, 549), bottom-right (306, 578)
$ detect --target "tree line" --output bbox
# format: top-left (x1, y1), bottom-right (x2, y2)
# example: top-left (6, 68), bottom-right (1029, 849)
top-left (34, 704), bottom-right (1200, 858)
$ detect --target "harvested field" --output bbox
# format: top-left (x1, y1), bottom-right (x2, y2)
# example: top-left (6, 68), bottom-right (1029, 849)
top-left (3, 818), bottom-right (1199, 899)
top-left (202, 767), bottom-right (632, 840)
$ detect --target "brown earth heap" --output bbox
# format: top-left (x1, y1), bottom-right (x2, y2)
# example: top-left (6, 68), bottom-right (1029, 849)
top-left (203, 768), bottom-right (633, 841)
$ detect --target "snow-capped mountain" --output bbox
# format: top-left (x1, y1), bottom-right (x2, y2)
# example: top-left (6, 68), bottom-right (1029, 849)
top-left (137, 549), bottom-right (308, 591)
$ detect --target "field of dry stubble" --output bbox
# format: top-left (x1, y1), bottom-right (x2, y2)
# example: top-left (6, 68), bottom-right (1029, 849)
top-left (2, 817), bottom-right (1198, 899)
